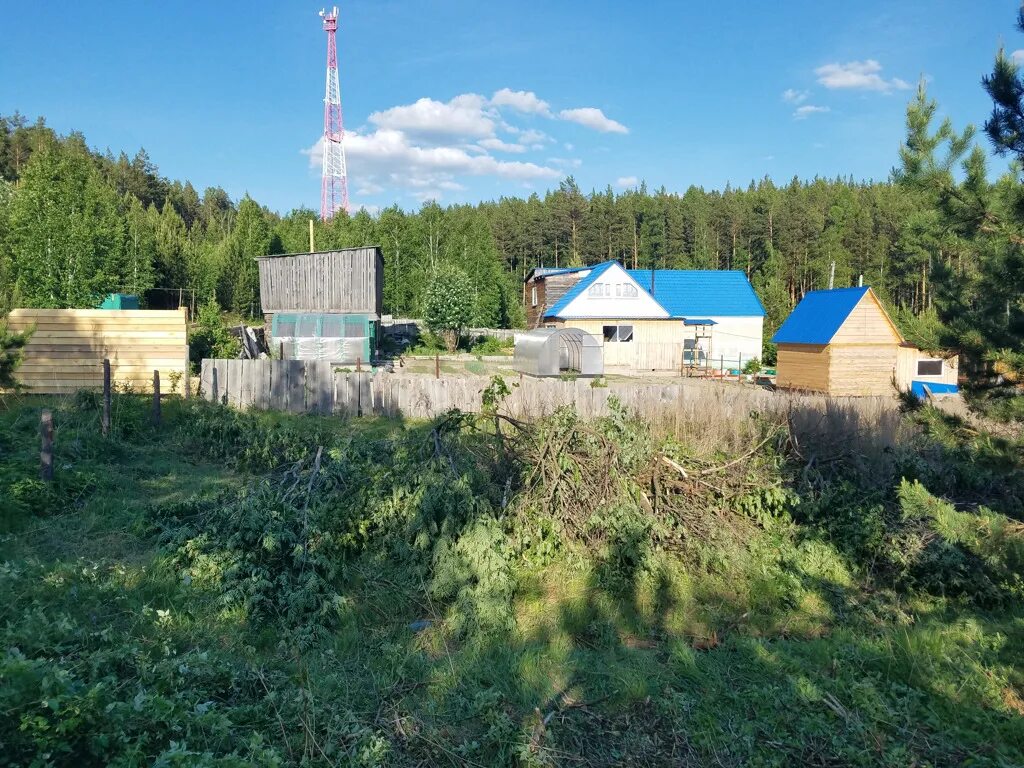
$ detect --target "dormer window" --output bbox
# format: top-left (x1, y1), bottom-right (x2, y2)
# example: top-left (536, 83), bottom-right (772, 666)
top-left (588, 281), bottom-right (637, 298)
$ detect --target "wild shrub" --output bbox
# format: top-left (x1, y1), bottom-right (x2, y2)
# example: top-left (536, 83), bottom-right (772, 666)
top-left (179, 403), bottom-right (335, 473)
top-left (894, 479), bottom-right (1023, 602)
top-left (469, 335), bottom-right (513, 355)
top-left (188, 300), bottom-right (241, 371)
top-left (430, 517), bottom-right (515, 637)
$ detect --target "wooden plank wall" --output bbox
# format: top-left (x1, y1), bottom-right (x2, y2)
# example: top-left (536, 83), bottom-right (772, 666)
top-left (776, 344), bottom-right (830, 392)
top-left (256, 247), bottom-right (382, 316)
top-left (828, 344), bottom-right (899, 396)
top-left (894, 346), bottom-right (959, 390)
top-left (566, 319), bottom-right (685, 369)
top-left (6, 308), bottom-right (188, 394)
top-left (830, 292), bottom-right (903, 344)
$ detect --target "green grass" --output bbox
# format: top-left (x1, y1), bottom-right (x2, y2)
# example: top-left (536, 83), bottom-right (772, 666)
top-left (1, 394), bottom-right (1022, 766)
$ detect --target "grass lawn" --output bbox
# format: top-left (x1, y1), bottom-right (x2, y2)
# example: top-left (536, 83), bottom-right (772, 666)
top-left (1, 393), bottom-right (1022, 766)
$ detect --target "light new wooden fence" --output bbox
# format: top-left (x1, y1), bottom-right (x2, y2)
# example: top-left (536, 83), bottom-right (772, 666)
top-left (7, 308), bottom-right (188, 394)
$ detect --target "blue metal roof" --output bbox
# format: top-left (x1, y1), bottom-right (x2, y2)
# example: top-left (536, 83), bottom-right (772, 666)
top-left (626, 269), bottom-right (765, 318)
top-left (543, 261), bottom-right (616, 317)
top-left (771, 286), bottom-right (869, 345)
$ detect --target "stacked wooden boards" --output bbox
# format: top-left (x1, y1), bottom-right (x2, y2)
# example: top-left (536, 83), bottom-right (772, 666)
top-left (5, 308), bottom-right (188, 394)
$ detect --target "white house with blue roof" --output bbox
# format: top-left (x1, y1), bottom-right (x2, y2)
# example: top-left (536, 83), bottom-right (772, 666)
top-left (524, 261), bottom-right (765, 371)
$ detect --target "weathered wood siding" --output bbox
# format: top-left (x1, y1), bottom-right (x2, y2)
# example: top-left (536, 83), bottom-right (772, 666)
top-left (525, 278), bottom-right (547, 328)
top-left (6, 308), bottom-right (188, 394)
top-left (776, 344), bottom-right (830, 392)
top-left (525, 272), bottom-right (586, 328)
top-left (199, 360), bottom-right (902, 432)
top-left (256, 247), bottom-right (384, 316)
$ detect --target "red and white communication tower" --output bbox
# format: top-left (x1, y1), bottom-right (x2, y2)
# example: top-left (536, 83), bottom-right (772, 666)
top-left (319, 6), bottom-right (349, 220)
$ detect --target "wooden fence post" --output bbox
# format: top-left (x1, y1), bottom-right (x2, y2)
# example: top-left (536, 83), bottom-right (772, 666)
top-left (356, 356), bottom-right (361, 372)
top-left (102, 359), bottom-right (111, 437)
top-left (40, 409), bottom-right (53, 482)
top-left (435, 354), bottom-right (440, 379)
top-left (152, 370), bottom-right (161, 426)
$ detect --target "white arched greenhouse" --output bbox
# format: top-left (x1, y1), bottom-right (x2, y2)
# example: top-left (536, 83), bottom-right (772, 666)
top-left (513, 328), bottom-right (603, 377)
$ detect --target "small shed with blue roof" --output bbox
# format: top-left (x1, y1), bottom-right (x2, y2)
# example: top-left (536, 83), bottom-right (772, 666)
top-left (524, 260), bottom-right (765, 371)
top-left (772, 286), bottom-right (958, 397)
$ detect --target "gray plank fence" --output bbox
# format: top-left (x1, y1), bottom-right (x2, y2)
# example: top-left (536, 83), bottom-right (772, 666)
top-left (199, 359), bottom-right (899, 429)
top-left (381, 318), bottom-right (518, 342)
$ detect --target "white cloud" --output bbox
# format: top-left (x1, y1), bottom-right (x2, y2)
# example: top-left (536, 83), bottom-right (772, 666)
top-left (369, 93), bottom-right (496, 141)
top-left (517, 128), bottom-right (550, 145)
top-left (356, 181), bottom-right (384, 196)
top-left (782, 89), bottom-right (809, 104)
top-left (548, 157), bottom-right (583, 168)
top-left (564, 142), bottom-right (574, 151)
top-left (794, 104), bottom-right (830, 119)
top-left (1012, 49), bottom-right (1024, 64)
top-left (615, 176), bottom-right (638, 187)
top-left (478, 137), bottom-right (527, 153)
top-left (302, 126), bottom-right (559, 202)
top-left (303, 88), bottom-right (631, 200)
top-left (490, 88), bottom-right (552, 117)
top-left (814, 60), bottom-right (910, 93)
top-left (558, 107), bottom-right (628, 134)
top-left (346, 129), bottom-right (558, 180)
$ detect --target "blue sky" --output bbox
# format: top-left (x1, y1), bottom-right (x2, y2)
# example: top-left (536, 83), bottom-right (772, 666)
top-left (2, 1), bottom-right (1020, 214)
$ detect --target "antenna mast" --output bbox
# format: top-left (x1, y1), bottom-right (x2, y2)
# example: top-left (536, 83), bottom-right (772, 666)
top-left (319, 6), bottom-right (349, 220)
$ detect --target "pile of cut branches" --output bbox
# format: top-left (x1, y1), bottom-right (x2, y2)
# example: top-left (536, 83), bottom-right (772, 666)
top-left (505, 401), bottom-right (791, 557)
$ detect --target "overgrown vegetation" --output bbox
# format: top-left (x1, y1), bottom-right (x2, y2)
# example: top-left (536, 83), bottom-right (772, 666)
top-left (186, 299), bottom-right (241, 371)
top-left (1, 385), bottom-right (1022, 766)
top-left (0, 318), bottom-right (30, 389)
top-left (406, 330), bottom-right (514, 357)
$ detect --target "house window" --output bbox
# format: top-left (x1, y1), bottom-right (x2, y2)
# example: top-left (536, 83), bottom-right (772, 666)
top-left (622, 284), bottom-right (638, 298)
top-left (531, 286), bottom-right (538, 307)
top-left (917, 359), bottom-right (943, 377)
top-left (602, 324), bottom-right (634, 342)
top-left (615, 283), bottom-right (622, 297)
top-left (588, 283), bottom-right (606, 297)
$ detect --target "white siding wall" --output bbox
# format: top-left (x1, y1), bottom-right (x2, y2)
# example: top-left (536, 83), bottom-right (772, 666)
top-left (705, 316), bottom-right (764, 367)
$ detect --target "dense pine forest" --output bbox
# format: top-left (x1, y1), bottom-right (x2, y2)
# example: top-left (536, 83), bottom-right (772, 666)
top-left (1, 81), bottom-right (1023, 368)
